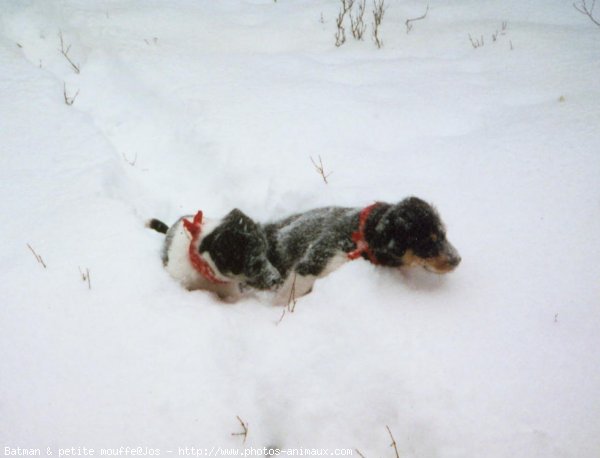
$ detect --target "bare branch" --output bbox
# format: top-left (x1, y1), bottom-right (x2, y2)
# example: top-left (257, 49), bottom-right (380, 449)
top-left (63, 83), bottom-right (79, 106)
top-left (287, 273), bottom-right (298, 313)
top-left (122, 152), bottom-right (138, 166)
top-left (231, 416), bottom-right (248, 443)
top-left (276, 274), bottom-right (298, 325)
top-left (335, 12), bottom-right (347, 46)
top-left (310, 155), bottom-right (333, 184)
top-left (79, 266), bottom-right (91, 289)
top-left (405, 4), bottom-right (429, 33)
top-left (372, 0), bottom-right (386, 48)
top-left (27, 243), bottom-right (47, 269)
top-left (335, 0), bottom-right (352, 47)
top-left (492, 21), bottom-right (508, 42)
top-left (574, 0), bottom-right (600, 27)
top-left (386, 425), bottom-right (400, 458)
top-left (58, 31), bottom-right (80, 74)
top-left (276, 307), bottom-right (287, 325)
top-left (350, 0), bottom-right (367, 40)
top-left (468, 33), bottom-right (484, 49)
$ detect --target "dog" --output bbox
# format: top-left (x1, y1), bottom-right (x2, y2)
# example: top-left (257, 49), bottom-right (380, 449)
top-left (262, 196), bottom-right (461, 302)
top-left (148, 208), bottom-right (282, 301)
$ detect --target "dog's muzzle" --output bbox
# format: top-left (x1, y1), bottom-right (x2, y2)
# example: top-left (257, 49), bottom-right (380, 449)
top-left (422, 241), bottom-right (461, 273)
top-left (444, 242), bottom-right (461, 268)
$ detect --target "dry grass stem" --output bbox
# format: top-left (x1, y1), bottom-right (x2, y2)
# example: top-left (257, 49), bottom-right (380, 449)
top-left (122, 152), bottom-right (138, 166)
top-left (574, 0), bottom-right (600, 26)
top-left (27, 243), bottom-right (47, 269)
top-left (350, 0), bottom-right (367, 39)
top-left (468, 33), bottom-right (484, 48)
top-left (58, 31), bottom-right (80, 74)
top-left (231, 416), bottom-right (249, 443)
top-left (79, 266), bottom-right (91, 289)
top-left (310, 155), bottom-right (333, 184)
top-left (386, 425), bottom-right (400, 458)
top-left (63, 83), bottom-right (79, 106)
top-left (405, 4), bottom-right (429, 33)
top-left (372, 0), bottom-right (386, 48)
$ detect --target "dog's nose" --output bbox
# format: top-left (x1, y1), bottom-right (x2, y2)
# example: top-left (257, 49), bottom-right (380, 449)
top-left (442, 241), bottom-right (461, 268)
top-left (449, 254), bottom-right (461, 267)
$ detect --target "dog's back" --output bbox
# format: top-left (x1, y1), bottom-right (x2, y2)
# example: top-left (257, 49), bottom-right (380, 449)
top-left (263, 207), bottom-right (358, 279)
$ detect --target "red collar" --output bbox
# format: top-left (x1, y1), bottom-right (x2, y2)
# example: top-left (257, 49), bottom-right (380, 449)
top-left (347, 203), bottom-right (381, 265)
top-left (183, 211), bottom-right (229, 285)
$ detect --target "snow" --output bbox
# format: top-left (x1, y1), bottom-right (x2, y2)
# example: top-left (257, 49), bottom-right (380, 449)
top-left (1, 0), bottom-right (599, 456)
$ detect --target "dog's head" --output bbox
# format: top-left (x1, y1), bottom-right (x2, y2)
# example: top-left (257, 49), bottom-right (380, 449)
top-left (370, 197), bottom-right (461, 273)
top-left (199, 209), bottom-right (282, 289)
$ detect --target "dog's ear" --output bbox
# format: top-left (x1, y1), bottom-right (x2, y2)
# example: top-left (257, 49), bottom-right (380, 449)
top-left (366, 204), bottom-right (412, 266)
top-left (223, 208), bottom-right (253, 226)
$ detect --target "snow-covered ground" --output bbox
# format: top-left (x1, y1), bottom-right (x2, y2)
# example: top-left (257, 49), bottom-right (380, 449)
top-left (1, 1), bottom-right (599, 456)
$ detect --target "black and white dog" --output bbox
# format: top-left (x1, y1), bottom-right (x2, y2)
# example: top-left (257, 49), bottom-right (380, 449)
top-left (263, 196), bottom-right (461, 302)
top-left (148, 197), bottom-right (460, 303)
top-left (148, 209), bottom-right (282, 301)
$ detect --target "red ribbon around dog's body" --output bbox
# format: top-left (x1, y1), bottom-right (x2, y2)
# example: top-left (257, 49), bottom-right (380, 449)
top-left (347, 203), bottom-right (381, 265)
top-left (183, 211), bottom-right (229, 285)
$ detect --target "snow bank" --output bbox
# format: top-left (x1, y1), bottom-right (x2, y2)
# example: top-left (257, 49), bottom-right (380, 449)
top-left (1, 1), bottom-right (599, 456)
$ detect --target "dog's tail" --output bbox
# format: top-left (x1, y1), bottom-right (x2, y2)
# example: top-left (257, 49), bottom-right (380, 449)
top-left (146, 219), bottom-right (169, 234)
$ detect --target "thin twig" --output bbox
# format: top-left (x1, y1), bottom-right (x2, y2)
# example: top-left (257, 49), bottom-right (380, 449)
top-left (350, 0), bottom-right (367, 39)
top-left (276, 307), bottom-right (287, 325)
top-left (27, 243), bottom-right (47, 269)
top-left (122, 152), bottom-right (138, 166)
top-left (355, 450), bottom-right (367, 458)
top-left (492, 21), bottom-right (508, 42)
top-left (386, 425), bottom-right (400, 458)
top-left (335, 0), bottom-right (352, 47)
top-left (574, 0), bottom-right (600, 26)
top-left (79, 266), bottom-right (91, 290)
top-left (405, 4), bottom-right (429, 33)
top-left (231, 416), bottom-right (248, 443)
top-left (287, 273), bottom-right (298, 312)
top-left (372, 0), bottom-right (386, 48)
top-left (58, 31), bottom-right (80, 74)
top-left (63, 83), bottom-right (79, 106)
top-left (276, 274), bottom-right (298, 325)
top-left (310, 155), bottom-right (333, 184)
top-left (468, 33), bottom-right (484, 49)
